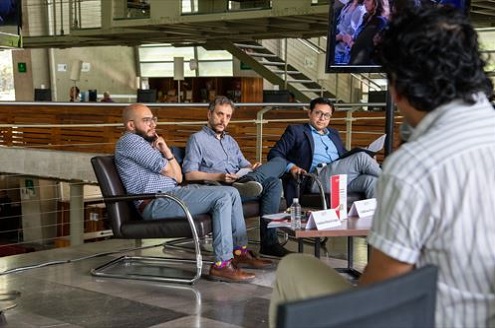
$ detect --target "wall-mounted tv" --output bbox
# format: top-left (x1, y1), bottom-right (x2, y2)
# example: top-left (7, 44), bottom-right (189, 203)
top-left (263, 90), bottom-right (291, 103)
top-left (34, 88), bottom-right (52, 102)
top-left (0, 0), bottom-right (22, 48)
top-left (326, 0), bottom-right (471, 73)
top-left (137, 89), bottom-right (157, 103)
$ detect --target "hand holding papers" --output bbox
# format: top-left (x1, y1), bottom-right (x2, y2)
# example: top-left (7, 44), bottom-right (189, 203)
top-left (235, 167), bottom-right (253, 179)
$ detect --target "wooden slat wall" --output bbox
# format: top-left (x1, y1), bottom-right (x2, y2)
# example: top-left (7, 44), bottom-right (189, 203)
top-left (0, 104), bottom-right (402, 163)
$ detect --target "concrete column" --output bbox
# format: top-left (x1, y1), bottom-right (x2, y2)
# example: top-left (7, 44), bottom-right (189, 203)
top-left (69, 183), bottom-right (84, 246)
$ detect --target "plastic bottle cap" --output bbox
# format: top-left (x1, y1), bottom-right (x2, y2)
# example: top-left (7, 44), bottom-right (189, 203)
top-left (293, 198), bottom-right (299, 202)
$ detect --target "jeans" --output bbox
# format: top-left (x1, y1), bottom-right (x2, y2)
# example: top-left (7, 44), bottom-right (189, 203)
top-left (311, 152), bottom-right (381, 198)
top-left (141, 184), bottom-right (248, 263)
top-left (242, 157), bottom-right (286, 247)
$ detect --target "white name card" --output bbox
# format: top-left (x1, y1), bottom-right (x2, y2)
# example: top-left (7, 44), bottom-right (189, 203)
top-left (349, 198), bottom-right (377, 218)
top-left (306, 209), bottom-right (341, 230)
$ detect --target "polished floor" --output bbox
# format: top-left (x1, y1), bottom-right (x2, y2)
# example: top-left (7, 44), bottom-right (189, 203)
top-left (0, 231), bottom-right (368, 328)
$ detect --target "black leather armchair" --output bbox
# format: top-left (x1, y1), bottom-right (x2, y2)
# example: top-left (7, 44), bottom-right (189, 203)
top-left (90, 155), bottom-right (212, 284)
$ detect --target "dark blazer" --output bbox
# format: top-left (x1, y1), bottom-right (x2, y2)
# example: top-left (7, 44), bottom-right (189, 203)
top-left (268, 123), bottom-right (346, 205)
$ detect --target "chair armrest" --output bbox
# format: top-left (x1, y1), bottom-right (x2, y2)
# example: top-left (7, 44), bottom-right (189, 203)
top-left (182, 180), bottom-right (222, 186)
top-left (102, 193), bottom-right (157, 204)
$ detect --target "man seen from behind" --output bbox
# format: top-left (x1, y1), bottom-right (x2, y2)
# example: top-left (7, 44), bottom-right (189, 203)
top-left (269, 6), bottom-right (495, 328)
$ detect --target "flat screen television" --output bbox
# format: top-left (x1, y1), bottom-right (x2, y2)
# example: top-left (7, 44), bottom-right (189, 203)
top-left (263, 90), bottom-right (291, 103)
top-left (326, 0), bottom-right (471, 73)
top-left (0, 0), bottom-right (22, 48)
top-left (137, 89), bottom-right (157, 103)
top-left (367, 90), bottom-right (387, 110)
top-left (88, 89), bottom-right (97, 102)
top-left (34, 88), bottom-right (52, 102)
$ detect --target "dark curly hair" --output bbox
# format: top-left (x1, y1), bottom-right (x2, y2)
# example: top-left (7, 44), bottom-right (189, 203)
top-left (376, 6), bottom-right (493, 112)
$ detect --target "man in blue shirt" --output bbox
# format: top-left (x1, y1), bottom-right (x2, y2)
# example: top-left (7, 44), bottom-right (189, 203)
top-left (115, 103), bottom-right (272, 283)
top-left (268, 97), bottom-right (381, 205)
top-left (182, 96), bottom-right (291, 257)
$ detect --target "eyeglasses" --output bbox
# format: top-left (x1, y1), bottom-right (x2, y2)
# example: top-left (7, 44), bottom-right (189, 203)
top-left (312, 110), bottom-right (332, 120)
top-left (140, 116), bottom-right (158, 124)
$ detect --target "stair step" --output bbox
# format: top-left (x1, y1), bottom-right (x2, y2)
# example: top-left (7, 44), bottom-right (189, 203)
top-left (297, 88), bottom-right (323, 92)
top-left (288, 79), bottom-right (315, 84)
top-left (272, 70), bottom-right (300, 74)
top-left (248, 52), bottom-right (279, 58)
top-left (234, 43), bottom-right (265, 49)
top-left (258, 60), bottom-right (285, 66)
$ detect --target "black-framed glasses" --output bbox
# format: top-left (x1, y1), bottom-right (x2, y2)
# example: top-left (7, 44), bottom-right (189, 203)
top-left (312, 110), bottom-right (331, 120)
top-left (140, 116), bottom-right (158, 124)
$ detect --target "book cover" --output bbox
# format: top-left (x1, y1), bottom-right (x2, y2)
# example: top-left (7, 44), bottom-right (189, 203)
top-left (330, 174), bottom-right (347, 219)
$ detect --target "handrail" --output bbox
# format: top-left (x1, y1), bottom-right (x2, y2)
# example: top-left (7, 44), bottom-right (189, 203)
top-left (255, 102), bottom-right (383, 161)
top-left (296, 38), bottom-right (325, 53)
top-left (350, 73), bottom-right (385, 91)
top-left (0, 101), bottom-right (395, 164)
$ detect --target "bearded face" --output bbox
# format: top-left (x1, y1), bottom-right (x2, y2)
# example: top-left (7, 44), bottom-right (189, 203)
top-left (135, 127), bottom-right (157, 142)
top-left (207, 104), bottom-right (233, 135)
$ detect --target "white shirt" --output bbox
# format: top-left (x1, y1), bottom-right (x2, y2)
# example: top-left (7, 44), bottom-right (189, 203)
top-left (368, 95), bottom-right (495, 328)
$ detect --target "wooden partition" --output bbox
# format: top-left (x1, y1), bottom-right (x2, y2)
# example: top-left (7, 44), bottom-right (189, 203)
top-left (0, 103), bottom-right (402, 162)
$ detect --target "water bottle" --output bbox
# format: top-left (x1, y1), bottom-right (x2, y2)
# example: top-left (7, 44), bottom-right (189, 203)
top-left (290, 198), bottom-right (302, 230)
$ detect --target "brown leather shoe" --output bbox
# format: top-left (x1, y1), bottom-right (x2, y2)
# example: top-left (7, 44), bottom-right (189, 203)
top-left (233, 250), bottom-right (274, 269)
top-left (209, 261), bottom-right (255, 283)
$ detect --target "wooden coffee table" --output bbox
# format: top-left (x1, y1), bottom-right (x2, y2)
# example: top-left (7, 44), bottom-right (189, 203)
top-left (279, 216), bottom-right (373, 277)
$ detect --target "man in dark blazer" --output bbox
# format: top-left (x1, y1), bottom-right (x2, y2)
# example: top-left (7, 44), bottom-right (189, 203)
top-left (268, 97), bottom-right (381, 206)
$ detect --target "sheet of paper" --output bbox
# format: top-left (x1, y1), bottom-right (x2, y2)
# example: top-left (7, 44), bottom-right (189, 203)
top-left (267, 219), bottom-right (291, 229)
top-left (262, 213), bottom-right (290, 220)
top-left (366, 134), bottom-right (387, 153)
top-left (267, 219), bottom-right (307, 229)
top-left (235, 168), bottom-right (253, 178)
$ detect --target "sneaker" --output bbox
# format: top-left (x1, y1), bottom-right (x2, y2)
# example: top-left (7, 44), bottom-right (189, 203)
top-left (260, 243), bottom-right (293, 258)
top-left (232, 181), bottom-right (263, 198)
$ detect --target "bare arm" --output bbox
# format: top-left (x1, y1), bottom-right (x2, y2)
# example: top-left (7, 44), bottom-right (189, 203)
top-left (357, 247), bottom-right (414, 287)
top-left (153, 135), bottom-right (183, 184)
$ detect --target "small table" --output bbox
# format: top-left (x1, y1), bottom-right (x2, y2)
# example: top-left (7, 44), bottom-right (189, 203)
top-left (280, 216), bottom-right (373, 277)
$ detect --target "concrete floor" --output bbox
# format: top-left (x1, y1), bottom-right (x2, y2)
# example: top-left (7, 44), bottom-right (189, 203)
top-left (0, 234), bottom-right (367, 328)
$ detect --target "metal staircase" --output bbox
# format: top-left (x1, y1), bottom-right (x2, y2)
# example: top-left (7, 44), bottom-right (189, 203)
top-left (216, 40), bottom-right (334, 102)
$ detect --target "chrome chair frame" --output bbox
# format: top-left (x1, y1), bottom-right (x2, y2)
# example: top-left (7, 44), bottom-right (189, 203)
top-left (90, 155), bottom-right (211, 285)
top-left (90, 193), bottom-right (204, 284)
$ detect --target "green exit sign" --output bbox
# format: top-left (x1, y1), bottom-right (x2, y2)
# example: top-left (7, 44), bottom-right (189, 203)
top-left (18, 62), bottom-right (27, 73)
top-left (240, 61), bottom-right (251, 70)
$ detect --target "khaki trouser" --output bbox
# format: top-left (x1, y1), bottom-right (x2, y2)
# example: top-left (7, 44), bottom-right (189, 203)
top-left (269, 254), bottom-right (353, 328)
